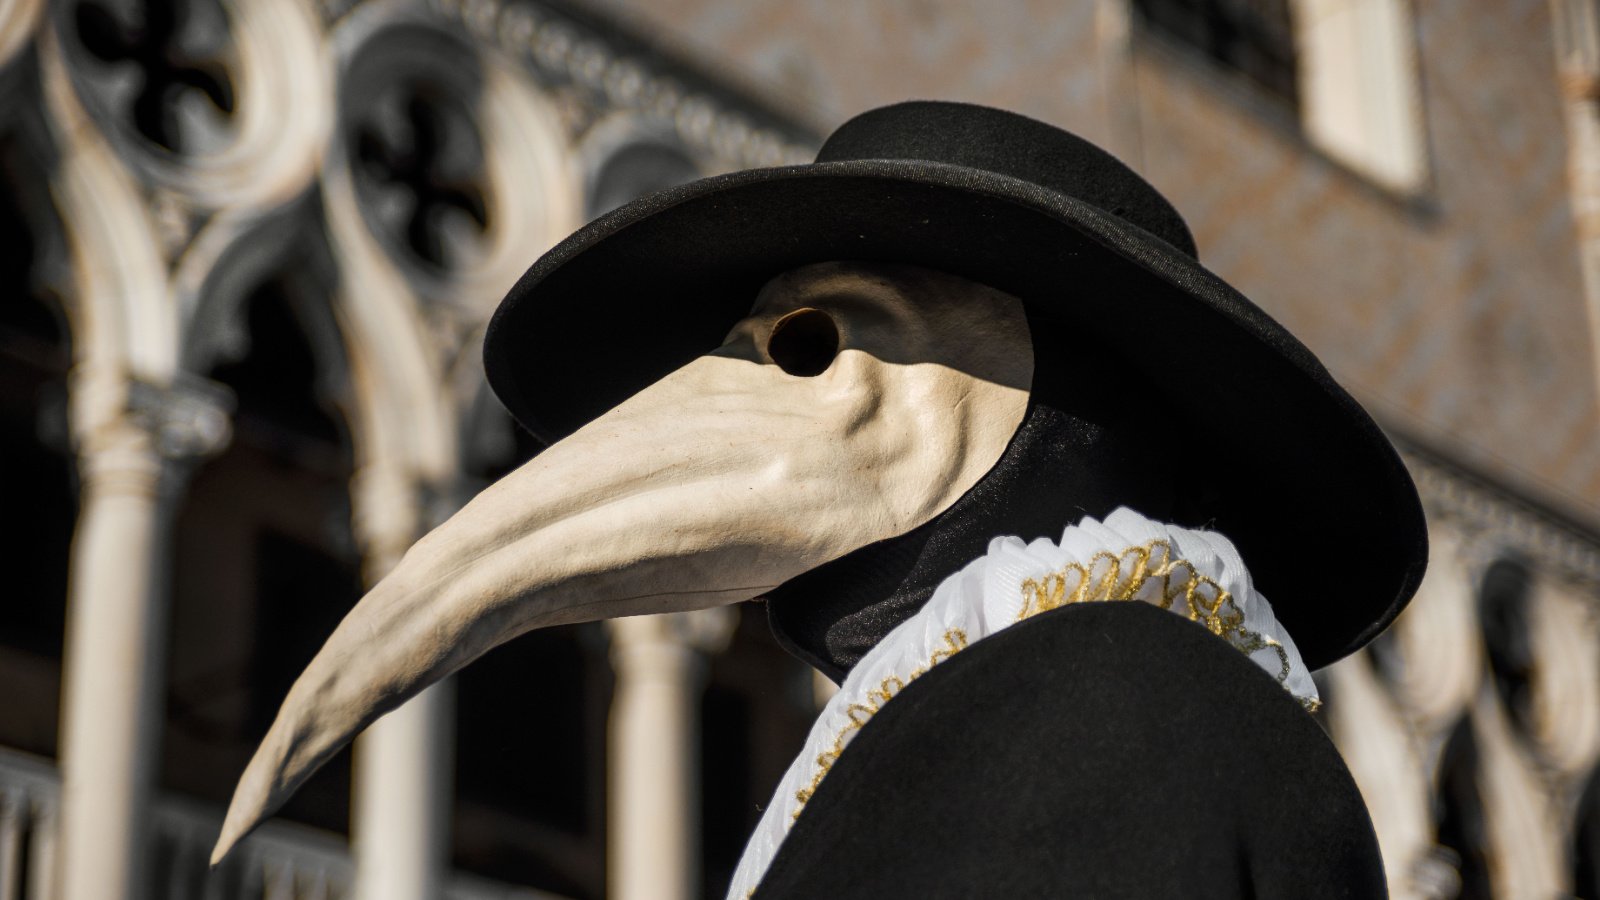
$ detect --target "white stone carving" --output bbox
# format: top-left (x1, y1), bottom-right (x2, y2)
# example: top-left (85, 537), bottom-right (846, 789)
top-left (16, 0), bottom-right (1600, 895)
top-left (0, 0), bottom-right (41, 71)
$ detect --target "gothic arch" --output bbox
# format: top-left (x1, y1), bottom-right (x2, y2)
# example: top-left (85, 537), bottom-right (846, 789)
top-left (0, 90), bottom-right (80, 761)
top-left (0, 0), bottom-right (42, 73)
top-left (40, 31), bottom-right (177, 386)
top-left (175, 199), bottom-right (349, 426)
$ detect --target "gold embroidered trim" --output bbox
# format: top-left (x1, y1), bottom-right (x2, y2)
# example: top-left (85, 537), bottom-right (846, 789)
top-left (791, 628), bottom-right (968, 820)
top-left (1018, 540), bottom-right (1320, 713)
top-left (789, 541), bottom-right (1319, 823)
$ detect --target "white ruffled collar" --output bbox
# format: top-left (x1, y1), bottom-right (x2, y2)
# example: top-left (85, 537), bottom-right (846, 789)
top-left (727, 507), bottom-right (1317, 899)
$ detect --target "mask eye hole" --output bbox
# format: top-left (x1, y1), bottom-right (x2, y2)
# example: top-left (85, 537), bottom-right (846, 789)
top-left (767, 307), bottom-right (840, 376)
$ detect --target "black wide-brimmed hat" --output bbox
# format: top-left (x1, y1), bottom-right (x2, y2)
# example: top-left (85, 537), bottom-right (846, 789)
top-left (484, 100), bottom-right (1427, 670)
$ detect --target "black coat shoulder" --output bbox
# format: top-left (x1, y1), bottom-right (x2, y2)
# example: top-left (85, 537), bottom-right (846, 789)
top-left (753, 601), bottom-right (1385, 899)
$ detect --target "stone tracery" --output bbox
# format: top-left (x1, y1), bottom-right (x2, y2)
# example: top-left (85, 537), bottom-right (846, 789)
top-left (0, 0), bottom-right (1596, 898)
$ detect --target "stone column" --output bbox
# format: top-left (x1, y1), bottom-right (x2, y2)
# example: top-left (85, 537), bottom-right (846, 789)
top-left (350, 465), bottom-right (454, 900)
top-left (606, 608), bottom-right (735, 900)
top-left (55, 371), bottom-right (230, 900)
top-left (352, 686), bottom-right (454, 900)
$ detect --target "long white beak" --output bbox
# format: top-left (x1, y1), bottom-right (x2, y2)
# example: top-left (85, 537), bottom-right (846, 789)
top-left (210, 262), bottom-right (1031, 863)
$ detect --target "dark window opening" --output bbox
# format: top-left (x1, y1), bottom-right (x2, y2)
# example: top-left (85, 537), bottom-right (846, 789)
top-left (242, 530), bottom-right (361, 833)
top-left (165, 443), bottom-right (363, 834)
top-left (70, 0), bottom-right (236, 154)
top-left (207, 276), bottom-right (349, 465)
top-left (452, 624), bottom-right (611, 898)
top-left (246, 531), bottom-right (363, 735)
top-left (451, 389), bottom-right (608, 898)
top-left (1478, 557), bottom-right (1534, 735)
top-left (0, 136), bottom-right (75, 759)
top-left (1434, 715), bottom-right (1492, 900)
top-left (701, 609), bottom-right (817, 899)
top-left (701, 686), bottom-right (757, 898)
top-left (352, 79), bottom-right (488, 271)
top-left (165, 269), bottom-right (359, 835)
top-left (1132, 0), bottom-right (1299, 108)
top-left (1572, 764), bottom-right (1600, 897)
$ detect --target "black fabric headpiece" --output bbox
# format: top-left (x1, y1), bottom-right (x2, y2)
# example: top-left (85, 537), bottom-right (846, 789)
top-left (483, 100), bottom-right (1428, 671)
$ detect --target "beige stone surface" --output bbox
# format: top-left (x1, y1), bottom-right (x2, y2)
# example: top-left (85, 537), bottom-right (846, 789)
top-left (1135, 2), bottom-right (1600, 517)
top-left (576, 0), bottom-right (1116, 144)
top-left (576, 0), bottom-right (1600, 520)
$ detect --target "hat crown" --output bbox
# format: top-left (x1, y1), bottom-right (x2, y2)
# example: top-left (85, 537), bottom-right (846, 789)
top-left (817, 101), bottom-right (1198, 259)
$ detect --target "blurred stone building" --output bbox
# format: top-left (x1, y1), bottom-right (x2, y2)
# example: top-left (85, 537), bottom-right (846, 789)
top-left (1, 0), bottom-right (1598, 898)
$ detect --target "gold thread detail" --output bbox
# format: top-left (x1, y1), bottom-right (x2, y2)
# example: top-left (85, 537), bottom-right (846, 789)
top-left (1018, 540), bottom-right (1320, 713)
top-left (791, 628), bottom-right (968, 820)
top-left (789, 541), bottom-right (1320, 825)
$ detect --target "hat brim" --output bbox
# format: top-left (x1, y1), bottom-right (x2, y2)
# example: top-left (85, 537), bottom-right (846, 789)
top-left (483, 158), bottom-right (1428, 669)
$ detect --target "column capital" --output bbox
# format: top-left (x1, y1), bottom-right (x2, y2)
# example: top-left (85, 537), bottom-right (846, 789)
top-left (127, 375), bottom-right (234, 461)
top-left (69, 368), bottom-right (234, 495)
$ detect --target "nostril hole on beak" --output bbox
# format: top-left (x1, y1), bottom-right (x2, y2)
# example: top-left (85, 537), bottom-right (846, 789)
top-left (767, 307), bottom-right (840, 376)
